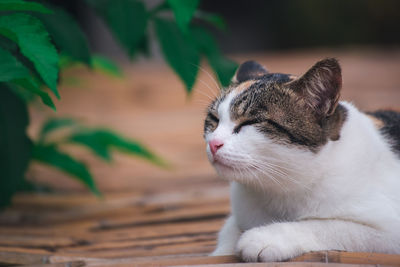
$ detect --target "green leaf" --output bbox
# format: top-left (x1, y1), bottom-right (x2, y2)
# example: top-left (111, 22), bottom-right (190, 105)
top-left (0, 46), bottom-right (29, 81)
top-left (69, 131), bottom-right (111, 161)
top-left (0, 84), bottom-right (32, 207)
top-left (8, 81), bottom-right (35, 102)
top-left (167, 0), bottom-right (199, 33)
top-left (11, 78), bottom-right (56, 110)
top-left (67, 129), bottom-right (167, 167)
top-left (137, 34), bottom-right (150, 57)
top-left (88, 0), bottom-right (148, 58)
top-left (0, 0), bottom-right (52, 13)
top-left (32, 144), bottom-right (100, 196)
top-left (0, 35), bottom-right (42, 79)
top-left (0, 14), bottom-right (60, 98)
top-left (208, 53), bottom-right (238, 87)
top-left (194, 10), bottom-right (227, 30)
top-left (92, 55), bottom-right (123, 77)
top-left (191, 27), bottom-right (238, 87)
top-left (35, 6), bottom-right (91, 65)
top-left (39, 118), bottom-right (78, 143)
top-left (154, 18), bottom-right (199, 93)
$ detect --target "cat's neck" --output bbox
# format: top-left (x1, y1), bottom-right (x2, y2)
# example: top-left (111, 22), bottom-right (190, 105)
top-left (317, 101), bottom-right (399, 179)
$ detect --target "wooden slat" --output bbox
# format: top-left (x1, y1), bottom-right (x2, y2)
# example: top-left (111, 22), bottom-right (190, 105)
top-left (0, 251), bottom-right (48, 265)
top-left (292, 251), bottom-right (400, 266)
top-left (53, 255), bottom-right (240, 267)
top-left (170, 264), bottom-right (373, 267)
top-left (0, 186), bottom-right (229, 226)
top-left (20, 263), bottom-right (85, 267)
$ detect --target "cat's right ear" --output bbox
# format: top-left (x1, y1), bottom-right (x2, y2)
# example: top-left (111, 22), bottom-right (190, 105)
top-left (233, 61), bottom-right (268, 83)
top-left (288, 58), bottom-right (342, 118)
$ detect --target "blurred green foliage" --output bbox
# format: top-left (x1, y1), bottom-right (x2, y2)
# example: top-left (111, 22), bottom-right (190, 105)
top-left (0, 0), bottom-right (237, 207)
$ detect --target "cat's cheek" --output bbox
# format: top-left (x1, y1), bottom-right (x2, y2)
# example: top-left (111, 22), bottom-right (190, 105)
top-left (236, 227), bottom-right (307, 262)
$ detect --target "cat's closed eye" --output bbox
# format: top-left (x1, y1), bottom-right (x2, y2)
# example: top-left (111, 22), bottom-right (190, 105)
top-left (233, 119), bottom-right (259, 134)
top-left (208, 112), bottom-right (219, 123)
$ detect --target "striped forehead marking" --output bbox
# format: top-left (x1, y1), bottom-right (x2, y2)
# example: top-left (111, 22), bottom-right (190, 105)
top-left (233, 80), bottom-right (256, 95)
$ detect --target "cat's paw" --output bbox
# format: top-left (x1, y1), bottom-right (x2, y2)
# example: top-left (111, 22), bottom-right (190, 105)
top-left (236, 226), bottom-right (305, 262)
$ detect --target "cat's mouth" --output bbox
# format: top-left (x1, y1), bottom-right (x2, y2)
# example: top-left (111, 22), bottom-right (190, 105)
top-left (213, 159), bottom-right (234, 170)
top-left (212, 156), bottom-right (249, 172)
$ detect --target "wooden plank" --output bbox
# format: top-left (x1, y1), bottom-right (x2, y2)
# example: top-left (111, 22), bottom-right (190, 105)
top-left (57, 240), bottom-right (216, 258)
top-left (0, 188), bottom-right (229, 228)
top-left (2, 250), bottom-right (395, 267)
top-left (0, 251), bottom-right (50, 265)
top-left (74, 218), bottom-right (223, 244)
top-left (61, 232), bottom-right (216, 253)
top-left (292, 251), bottom-right (400, 266)
top-left (168, 263), bottom-right (374, 267)
top-left (0, 235), bottom-right (78, 248)
top-left (87, 203), bottom-right (228, 232)
top-left (21, 263), bottom-right (85, 267)
top-left (58, 255), bottom-right (240, 267)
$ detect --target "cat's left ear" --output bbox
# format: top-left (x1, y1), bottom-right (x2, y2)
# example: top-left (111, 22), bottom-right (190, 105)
top-left (288, 58), bottom-right (342, 117)
top-left (233, 60), bottom-right (269, 83)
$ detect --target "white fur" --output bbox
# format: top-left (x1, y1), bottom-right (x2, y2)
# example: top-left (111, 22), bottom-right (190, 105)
top-left (205, 94), bottom-right (400, 262)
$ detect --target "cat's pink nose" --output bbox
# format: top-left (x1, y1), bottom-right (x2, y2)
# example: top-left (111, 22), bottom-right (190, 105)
top-left (209, 139), bottom-right (224, 156)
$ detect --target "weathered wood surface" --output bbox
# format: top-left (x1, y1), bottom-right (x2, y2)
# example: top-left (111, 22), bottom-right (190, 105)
top-left (1, 50), bottom-right (400, 266)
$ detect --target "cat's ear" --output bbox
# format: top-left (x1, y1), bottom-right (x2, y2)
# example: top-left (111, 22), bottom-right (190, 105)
top-left (288, 58), bottom-right (342, 117)
top-left (233, 61), bottom-right (268, 83)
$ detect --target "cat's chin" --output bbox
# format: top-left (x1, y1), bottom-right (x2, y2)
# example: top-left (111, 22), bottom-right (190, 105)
top-left (213, 161), bottom-right (236, 175)
top-left (213, 160), bottom-right (255, 180)
top-left (213, 159), bottom-right (233, 169)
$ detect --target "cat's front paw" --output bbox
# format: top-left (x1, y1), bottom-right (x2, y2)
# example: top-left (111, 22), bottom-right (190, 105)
top-left (236, 226), bottom-right (305, 262)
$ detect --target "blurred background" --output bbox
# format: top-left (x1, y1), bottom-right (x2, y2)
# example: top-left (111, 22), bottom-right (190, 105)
top-left (48, 0), bottom-right (400, 56)
top-left (27, 0), bottom-right (400, 192)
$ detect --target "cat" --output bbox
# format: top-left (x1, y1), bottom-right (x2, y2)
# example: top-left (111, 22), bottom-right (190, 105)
top-left (203, 58), bottom-right (400, 262)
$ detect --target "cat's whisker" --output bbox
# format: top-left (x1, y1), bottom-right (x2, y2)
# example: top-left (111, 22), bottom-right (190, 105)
top-left (193, 98), bottom-right (214, 107)
top-left (242, 164), bottom-right (268, 192)
top-left (251, 157), bottom-right (299, 173)
top-left (195, 83), bottom-right (217, 101)
top-left (193, 102), bottom-right (212, 109)
top-left (247, 161), bottom-right (286, 180)
top-left (219, 152), bottom-right (311, 191)
top-left (249, 159), bottom-right (290, 176)
top-left (189, 62), bottom-right (220, 94)
top-left (249, 159), bottom-right (311, 190)
top-left (220, 154), bottom-right (287, 191)
top-left (255, 164), bottom-right (311, 191)
top-left (223, 152), bottom-right (294, 173)
top-left (253, 167), bottom-right (287, 192)
top-left (193, 99), bottom-right (211, 105)
top-left (195, 75), bottom-right (219, 97)
top-left (250, 169), bottom-right (269, 193)
top-left (220, 152), bottom-right (292, 177)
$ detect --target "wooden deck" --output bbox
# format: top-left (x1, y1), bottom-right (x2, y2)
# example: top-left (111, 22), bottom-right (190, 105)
top-left (1, 49), bottom-right (400, 266)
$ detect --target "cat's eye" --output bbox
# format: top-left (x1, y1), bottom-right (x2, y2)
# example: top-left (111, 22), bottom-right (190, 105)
top-left (208, 112), bottom-right (219, 123)
top-left (233, 119), bottom-right (259, 134)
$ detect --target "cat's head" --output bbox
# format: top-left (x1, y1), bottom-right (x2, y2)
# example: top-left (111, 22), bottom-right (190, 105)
top-left (204, 58), bottom-right (347, 189)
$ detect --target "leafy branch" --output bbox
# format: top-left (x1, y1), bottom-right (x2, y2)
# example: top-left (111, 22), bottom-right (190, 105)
top-left (0, 0), bottom-right (237, 207)
top-left (33, 118), bottom-right (167, 197)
